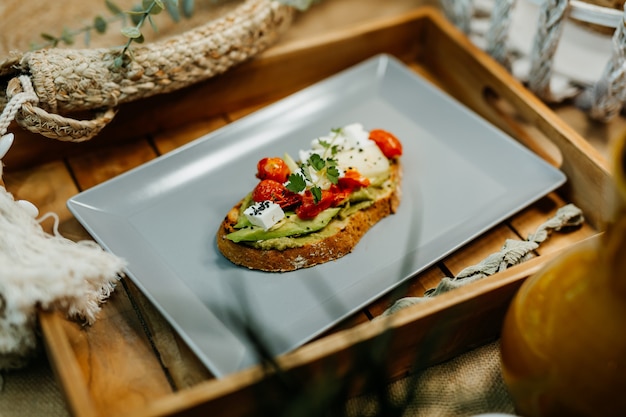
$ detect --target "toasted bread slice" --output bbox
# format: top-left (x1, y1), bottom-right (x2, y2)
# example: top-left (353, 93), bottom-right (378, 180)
top-left (216, 160), bottom-right (401, 272)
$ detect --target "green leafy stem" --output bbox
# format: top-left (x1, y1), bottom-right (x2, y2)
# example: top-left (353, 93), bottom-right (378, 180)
top-left (32, 0), bottom-right (319, 68)
top-left (35, 0), bottom-right (194, 67)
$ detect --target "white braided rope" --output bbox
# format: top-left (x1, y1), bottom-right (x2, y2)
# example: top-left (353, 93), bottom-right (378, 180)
top-left (456, 0), bottom-right (626, 118)
top-left (379, 204), bottom-right (584, 317)
top-left (486, 0), bottom-right (516, 67)
top-left (527, 0), bottom-right (570, 101)
top-left (0, 76), bottom-right (38, 179)
top-left (441, 0), bottom-right (474, 34)
top-left (0, 76), bottom-right (38, 138)
top-left (575, 8), bottom-right (626, 121)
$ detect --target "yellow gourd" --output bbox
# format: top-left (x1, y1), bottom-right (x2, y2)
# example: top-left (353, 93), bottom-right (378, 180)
top-left (500, 133), bottom-right (626, 416)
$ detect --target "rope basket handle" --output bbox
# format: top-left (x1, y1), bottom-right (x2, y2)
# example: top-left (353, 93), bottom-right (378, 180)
top-left (0, 0), bottom-right (294, 142)
top-left (444, 0), bottom-right (626, 121)
top-left (1, 76), bottom-right (117, 142)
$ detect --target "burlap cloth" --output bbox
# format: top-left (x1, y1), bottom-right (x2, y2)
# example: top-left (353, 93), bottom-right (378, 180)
top-left (0, 341), bottom-right (515, 416)
top-left (0, 355), bottom-right (69, 417)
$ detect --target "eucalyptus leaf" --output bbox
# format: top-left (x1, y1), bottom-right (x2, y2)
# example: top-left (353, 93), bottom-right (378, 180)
top-left (105, 0), bottom-right (123, 15)
top-left (94, 15), bottom-right (108, 33)
top-left (32, 0), bottom-right (319, 68)
top-left (129, 5), bottom-right (144, 24)
top-left (148, 15), bottom-right (158, 33)
top-left (37, 34), bottom-right (58, 47)
top-left (121, 26), bottom-right (142, 39)
top-left (149, 3), bottom-right (163, 14)
top-left (61, 28), bottom-right (75, 45)
top-left (164, 0), bottom-right (181, 22)
top-left (182, 0), bottom-right (194, 18)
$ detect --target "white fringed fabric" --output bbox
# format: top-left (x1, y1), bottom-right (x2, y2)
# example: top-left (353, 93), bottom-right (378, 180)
top-left (0, 187), bottom-right (126, 370)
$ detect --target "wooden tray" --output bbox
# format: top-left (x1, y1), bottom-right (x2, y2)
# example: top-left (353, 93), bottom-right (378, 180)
top-left (22, 6), bottom-right (609, 417)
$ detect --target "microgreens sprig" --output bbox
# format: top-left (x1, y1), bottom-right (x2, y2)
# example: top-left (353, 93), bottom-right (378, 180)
top-left (285, 128), bottom-right (343, 203)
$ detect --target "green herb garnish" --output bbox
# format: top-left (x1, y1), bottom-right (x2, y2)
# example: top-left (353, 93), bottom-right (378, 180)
top-left (286, 172), bottom-right (306, 193)
top-left (284, 127), bottom-right (344, 204)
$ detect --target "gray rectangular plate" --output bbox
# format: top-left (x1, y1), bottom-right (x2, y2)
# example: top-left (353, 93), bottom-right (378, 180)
top-left (67, 54), bottom-right (566, 377)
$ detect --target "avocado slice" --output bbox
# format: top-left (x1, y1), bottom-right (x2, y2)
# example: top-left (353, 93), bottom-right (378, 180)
top-left (226, 207), bottom-right (341, 243)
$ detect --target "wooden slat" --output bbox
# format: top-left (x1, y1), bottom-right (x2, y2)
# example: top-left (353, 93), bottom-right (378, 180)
top-left (122, 282), bottom-right (215, 390)
top-left (66, 286), bottom-right (175, 417)
top-left (3, 160), bottom-right (77, 232)
top-left (66, 139), bottom-right (157, 190)
top-left (151, 118), bottom-right (229, 155)
top-left (40, 311), bottom-right (100, 417)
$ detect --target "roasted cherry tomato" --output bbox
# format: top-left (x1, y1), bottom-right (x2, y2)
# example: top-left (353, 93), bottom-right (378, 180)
top-left (256, 157), bottom-right (291, 183)
top-left (369, 129), bottom-right (403, 159)
top-left (295, 189), bottom-right (334, 220)
top-left (338, 169), bottom-right (371, 190)
top-left (329, 185), bottom-right (351, 206)
top-left (252, 179), bottom-right (301, 209)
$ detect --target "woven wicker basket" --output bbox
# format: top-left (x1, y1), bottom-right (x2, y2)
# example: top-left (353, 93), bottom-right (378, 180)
top-left (0, 0), bottom-right (294, 142)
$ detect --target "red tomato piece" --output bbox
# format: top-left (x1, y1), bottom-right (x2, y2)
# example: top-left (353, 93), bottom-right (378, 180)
top-left (295, 189), bottom-right (334, 220)
top-left (252, 179), bottom-right (301, 209)
top-left (338, 169), bottom-right (371, 191)
top-left (256, 157), bottom-right (291, 183)
top-left (330, 185), bottom-right (351, 206)
top-left (368, 129), bottom-right (403, 158)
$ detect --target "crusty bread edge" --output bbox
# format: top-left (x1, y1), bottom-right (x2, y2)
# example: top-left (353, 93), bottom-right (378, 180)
top-left (216, 160), bottom-right (402, 272)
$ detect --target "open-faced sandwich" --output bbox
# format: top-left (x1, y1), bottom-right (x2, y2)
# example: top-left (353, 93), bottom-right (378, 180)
top-left (216, 123), bottom-right (403, 272)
